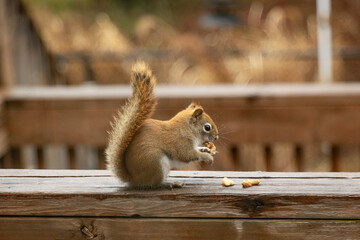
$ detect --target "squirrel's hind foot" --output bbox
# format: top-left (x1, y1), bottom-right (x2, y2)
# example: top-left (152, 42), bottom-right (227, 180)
top-left (167, 182), bottom-right (185, 189)
top-left (158, 182), bottom-right (185, 190)
top-left (128, 182), bottom-right (185, 191)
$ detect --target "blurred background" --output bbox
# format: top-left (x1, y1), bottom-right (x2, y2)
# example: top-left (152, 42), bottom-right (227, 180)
top-left (9, 0), bottom-right (360, 85)
top-left (0, 0), bottom-right (359, 171)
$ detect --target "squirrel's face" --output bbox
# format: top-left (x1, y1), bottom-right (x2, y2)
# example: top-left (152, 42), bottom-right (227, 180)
top-left (187, 103), bottom-right (219, 142)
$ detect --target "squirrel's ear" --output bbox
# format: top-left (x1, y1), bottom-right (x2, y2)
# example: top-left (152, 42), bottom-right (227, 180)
top-left (192, 108), bottom-right (203, 119)
top-left (187, 102), bottom-right (198, 109)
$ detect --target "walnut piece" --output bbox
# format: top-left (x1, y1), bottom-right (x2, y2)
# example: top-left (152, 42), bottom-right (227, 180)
top-left (242, 179), bottom-right (260, 188)
top-left (203, 141), bottom-right (217, 155)
top-left (222, 177), bottom-right (234, 187)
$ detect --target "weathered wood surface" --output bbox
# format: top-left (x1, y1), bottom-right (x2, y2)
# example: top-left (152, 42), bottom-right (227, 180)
top-left (1, 170), bottom-right (360, 219)
top-left (1, 218), bottom-right (360, 240)
top-left (5, 83), bottom-right (360, 146)
top-left (1, 170), bottom-right (360, 239)
top-left (2, 169), bottom-right (360, 178)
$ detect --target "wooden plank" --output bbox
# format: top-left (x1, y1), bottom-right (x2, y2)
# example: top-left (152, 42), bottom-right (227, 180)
top-left (271, 143), bottom-right (296, 171)
top-left (239, 144), bottom-right (265, 171)
top-left (43, 145), bottom-right (69, 169)
top-left (36, 147), bottom-right (44, 169)
top-left (302, 143), bottom-right (332, 172)
top-left (169, 170), bottom-right (360, 179)
top-left (337, 146), bottom-right (360, 172)
top-left (2, 175), bottom-right (360, 195)
top-left (6, 83), bottom-right (360, 99)
top-left (97, 147), bottom-right (106, 170)
top-left (68, 147), bottom-right (76, 169)
top-left (9, 148), bottom-right (21, 168)
top-left (1, 170), bottom-right (360, 219)
top-left (2, 153), bottom-right (13, 168)
top-left (20, 145), bottom-right (37, 169)
top-left (0, 218), bottom-right (360, 240)
top-left (264, 144), bottom-right (272, 171)
top-left (331, 145), bottom-right (340, 172)
top-left (74, 146), bottom-right (99, 169)
top-left (4, 84), bottom-right (360, 147)
top-left (211, 144), bottom-right (236, 171)
top-left (294, 144), bottom-right (304, 171)
top-left (1, 169), bottom-right (360, 178)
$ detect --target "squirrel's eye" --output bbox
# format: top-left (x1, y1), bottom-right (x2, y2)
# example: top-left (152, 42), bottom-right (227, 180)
top-left (203, 123), bottom-right (212, 132)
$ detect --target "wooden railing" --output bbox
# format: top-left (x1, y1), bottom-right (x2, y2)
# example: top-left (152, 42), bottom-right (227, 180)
top-left (1, 169), bottom-right (360, 239)
top-left (1, 83), bottom-right (360, 171)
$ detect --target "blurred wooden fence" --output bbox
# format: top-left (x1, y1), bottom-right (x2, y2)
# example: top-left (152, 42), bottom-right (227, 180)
top-left (0, 0), bottom-right (360, 172)
top-left (53, 47), bottom-right (360, 85)
top-left (0, 0), bottom-right (54, 86)
top-left (1, 0), bottom-right (360, 87)
top-left (1, 83), bottom-right (360, 171)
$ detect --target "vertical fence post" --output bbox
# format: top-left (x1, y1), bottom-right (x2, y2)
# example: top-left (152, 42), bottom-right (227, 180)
top-left (316, 0), bottom-right (333, 83)
top-left (264, 145), bottom-right (272, 172)
top-left (294, 145), bottom-right (303, 172)
top-left (0, 0), bottom-right (16, 87)
top-left (331, 145), bottom-right (340, 172)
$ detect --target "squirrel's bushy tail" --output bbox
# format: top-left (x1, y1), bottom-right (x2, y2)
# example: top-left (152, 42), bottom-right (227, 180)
top-left (105, 62), bottom-right (157, 182)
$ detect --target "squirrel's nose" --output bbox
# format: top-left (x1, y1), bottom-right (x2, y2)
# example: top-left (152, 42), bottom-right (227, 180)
top-left (214, 135), bottom-right (219, 140)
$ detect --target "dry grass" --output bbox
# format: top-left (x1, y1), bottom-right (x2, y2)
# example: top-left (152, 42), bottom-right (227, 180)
top-left (26, 1), bottom-right (360, 85)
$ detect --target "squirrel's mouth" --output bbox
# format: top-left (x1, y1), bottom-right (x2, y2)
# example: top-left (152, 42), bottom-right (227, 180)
top-left (208, 135), bottom-right (218, 142)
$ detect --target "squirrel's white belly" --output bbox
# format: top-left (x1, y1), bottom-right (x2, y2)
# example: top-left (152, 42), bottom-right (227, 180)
top-left (159, 155), bottom-right (188, 179)
top-left (170, 158), bottom-right (188, 169)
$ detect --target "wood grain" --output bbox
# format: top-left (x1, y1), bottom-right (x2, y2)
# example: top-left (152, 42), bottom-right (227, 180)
top-left (3, 84), bottom-right (360, 171)
top-left (1, 170), bottom-right (360, 239)
top-left (5, 84), bottom-right (360, 146)
top-left (1, 170), bottom-right (360, 219)
top-left (1, 218), bottom-right (360, 240)
top-left (1, 169), bottom-right (360, 178)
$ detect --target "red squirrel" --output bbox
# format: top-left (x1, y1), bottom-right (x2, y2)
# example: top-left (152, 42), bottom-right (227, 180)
top-left (105, 62), bottom-right (219, 189)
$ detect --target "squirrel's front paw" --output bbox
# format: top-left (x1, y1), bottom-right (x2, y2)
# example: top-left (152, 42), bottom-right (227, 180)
top-left (202, 154), bottom-right (214, 165)
top-left (198, 146), bottom-right (211, 154)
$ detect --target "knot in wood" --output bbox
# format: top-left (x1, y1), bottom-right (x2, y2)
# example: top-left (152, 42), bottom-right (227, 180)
top-left (241, 198), bottom-right (265, 216)
top-left (81, 226), bottom-right (97, 239)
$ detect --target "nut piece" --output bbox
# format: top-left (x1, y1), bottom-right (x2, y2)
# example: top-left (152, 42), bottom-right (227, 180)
top-left (222, 177), bottom-right (234, 187)
top-left (251, 179), bottom-right (260, 185)
top-left (242, 179), bottom-right (253, 188)
top-left (204, 141), bottom-right (217, 155)
top-left (242, 179), bottom-right (260, 188)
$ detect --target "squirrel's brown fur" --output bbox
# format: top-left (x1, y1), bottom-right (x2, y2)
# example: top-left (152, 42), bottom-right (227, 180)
top-left (105, 62), bottom-right (219, 189)
top-left (106, 62), bottom-right (157, 183)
